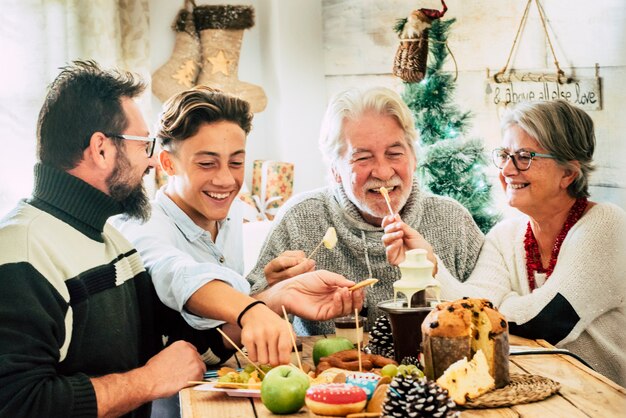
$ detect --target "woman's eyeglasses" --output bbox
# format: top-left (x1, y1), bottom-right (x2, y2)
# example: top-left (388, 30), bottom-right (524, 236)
top-left (491, 148), bottom-right (556, 171)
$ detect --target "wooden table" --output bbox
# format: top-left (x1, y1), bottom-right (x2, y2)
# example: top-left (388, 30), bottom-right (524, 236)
top-left (180, 334), bottom-right (626, 417)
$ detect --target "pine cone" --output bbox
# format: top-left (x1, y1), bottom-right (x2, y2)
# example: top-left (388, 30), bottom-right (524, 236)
top-left (382, 372), bottom-right (420, 417)
top-left (411, 379), bottom-right (459, 418)
top-left (366, 314), bottom-right (394, 358)
top-left (400, 356), bottom-right (420, 366)
top-left (364, 344), bottom-right (395, 359)
top-left (382, 374), bottom-right (459, 418)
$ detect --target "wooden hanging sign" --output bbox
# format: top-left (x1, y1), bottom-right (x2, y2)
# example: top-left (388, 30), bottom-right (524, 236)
top-left (485, 77), bottom-right (602, 111)
top-left (487, 0), bottom-right (602, 111)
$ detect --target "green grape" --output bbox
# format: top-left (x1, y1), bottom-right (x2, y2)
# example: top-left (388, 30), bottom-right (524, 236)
top-left (381, 364), bottom-right (398, 378)
top-left (243, 364), bottom-right (256, 374)
top-left (218, 371), bottom-right (242, 383)
top-left (260, 364), bottom-right (273, 375)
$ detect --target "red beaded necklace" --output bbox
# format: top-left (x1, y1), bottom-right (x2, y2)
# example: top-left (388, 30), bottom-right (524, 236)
top-left (524, 197), bottom-right (588, 290)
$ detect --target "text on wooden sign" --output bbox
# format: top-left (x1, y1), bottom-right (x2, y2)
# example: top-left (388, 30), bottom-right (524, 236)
top-left (485, 78), bottom-right (601, 110)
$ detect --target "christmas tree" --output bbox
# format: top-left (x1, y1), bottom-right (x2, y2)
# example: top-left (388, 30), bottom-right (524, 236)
top-left (399, 18), bottom-right (499, 233)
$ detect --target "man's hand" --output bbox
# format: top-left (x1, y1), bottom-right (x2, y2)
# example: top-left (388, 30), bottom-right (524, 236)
top-left (91, 340), bottom-right (206, 417)
top-left (264, 250), bottom-right (315, 286)
top-left (237, 303), bottom-right (294, 366)
top-left (382, 214), bottom-right (437, 273)
top-left (142, 341), bottom-right (206, 398)
top-left (262, 270), bottom-right (365, 320)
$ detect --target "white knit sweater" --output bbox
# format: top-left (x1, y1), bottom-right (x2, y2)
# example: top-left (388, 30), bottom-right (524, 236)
top-left (437, 203), bottom-right (626, 386)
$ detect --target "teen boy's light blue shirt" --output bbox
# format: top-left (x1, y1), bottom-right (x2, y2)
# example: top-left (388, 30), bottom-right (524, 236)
top-left (113, 188), bottom-right (250, 329)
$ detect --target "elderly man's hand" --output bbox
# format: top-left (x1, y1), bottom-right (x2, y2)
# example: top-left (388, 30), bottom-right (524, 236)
top-left (264, 250), bottom-right (315, 286)
top-left (261, 270), bottom-right (365, 320)
top-left (382, 214), bottom-right (438, 274)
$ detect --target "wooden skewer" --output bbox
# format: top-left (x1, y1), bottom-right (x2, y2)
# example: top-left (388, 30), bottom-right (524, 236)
top-left (187, 381), bottom-right (252, 387)
top-left (187, 381), bottom-right (211, 386)
top-left (379, 187), bottom-right (394, 216)
top-left (308, 227), bottom-right (337, 258)
top-left (355, 308), bottom-right (362, 373)
top-left (349, 278), bottom-right (379, 292)
top-left (307, 240), bottom-right (324, 259)
top-left (216, 327), bottom-right (266, 377)
top-left (282, 305), bottom-right (303, 372)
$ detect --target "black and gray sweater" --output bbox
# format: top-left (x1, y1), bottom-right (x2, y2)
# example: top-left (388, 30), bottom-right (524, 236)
top-left (247, 180), bottom-right (484, 335)
top-left (0, 164), bottom-right (159, 418)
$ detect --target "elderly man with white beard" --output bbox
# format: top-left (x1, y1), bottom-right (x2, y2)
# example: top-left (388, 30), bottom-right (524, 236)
top-left (247, 86), bottom-right (484, 336)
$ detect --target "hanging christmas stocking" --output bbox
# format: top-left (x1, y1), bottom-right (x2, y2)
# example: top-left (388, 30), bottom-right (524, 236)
top-left (194, 5), bottom-right (267, 113)
top-left (152, 0), bottom-right (201, 103)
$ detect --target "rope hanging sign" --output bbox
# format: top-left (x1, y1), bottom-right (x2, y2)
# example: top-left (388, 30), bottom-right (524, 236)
top-left (484, 0), bottom-right (601, 111)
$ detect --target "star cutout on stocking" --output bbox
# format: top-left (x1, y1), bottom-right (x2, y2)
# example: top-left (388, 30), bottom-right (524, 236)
top-left (207, 50), bottom-right (231, 75)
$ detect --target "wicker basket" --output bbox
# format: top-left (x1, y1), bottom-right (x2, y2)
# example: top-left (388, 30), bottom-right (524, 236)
top-left (393, 30), bottom-right (430, 83)
top-left (463, 373), bottom-right (561, 409)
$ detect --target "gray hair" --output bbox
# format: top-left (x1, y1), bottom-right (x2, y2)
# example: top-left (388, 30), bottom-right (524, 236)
top-left (500, 100), bottom-right (595, 198)
top-left (319, 87), bottom-right (418, 169)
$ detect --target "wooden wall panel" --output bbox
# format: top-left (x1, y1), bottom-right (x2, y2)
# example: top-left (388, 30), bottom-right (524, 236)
top-left (321, 0), bottom-right (626, 210)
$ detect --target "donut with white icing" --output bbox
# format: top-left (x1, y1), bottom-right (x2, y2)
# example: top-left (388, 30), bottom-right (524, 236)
top-left (305, 383), bottom-right (367, 416)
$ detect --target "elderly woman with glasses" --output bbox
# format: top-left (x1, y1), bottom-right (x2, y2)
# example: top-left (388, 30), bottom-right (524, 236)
top-left (382, 99), bottom-right (626, 386)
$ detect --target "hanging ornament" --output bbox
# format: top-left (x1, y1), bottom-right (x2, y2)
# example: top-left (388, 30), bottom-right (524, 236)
top-left (152, 0), bottom-right (202, 103)
top-left (193, 5), bottom-right (267, 113)
top-left (393, 0), bottom-right (448, 83)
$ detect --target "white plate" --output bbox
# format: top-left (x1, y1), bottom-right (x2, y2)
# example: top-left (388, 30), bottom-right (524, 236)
top-left (193, 383), bottom-right (261, 398)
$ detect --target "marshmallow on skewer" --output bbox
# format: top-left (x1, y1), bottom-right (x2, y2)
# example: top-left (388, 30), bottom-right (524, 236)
top-left (322, 227), bottom-right (338, 249)
top-left (308, 227), bottom-right (338, 258)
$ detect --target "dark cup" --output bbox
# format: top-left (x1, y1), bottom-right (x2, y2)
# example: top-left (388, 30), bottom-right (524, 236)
top-left (377, 295), bottom-right (434, 363)
top-left (334, 315), bottom-right (367, 345)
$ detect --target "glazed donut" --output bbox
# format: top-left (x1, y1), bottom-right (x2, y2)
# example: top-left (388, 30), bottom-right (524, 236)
top-left (315, 349), bottom-right (397, 374)
top-left (305, 383), bottom-right (367, 416)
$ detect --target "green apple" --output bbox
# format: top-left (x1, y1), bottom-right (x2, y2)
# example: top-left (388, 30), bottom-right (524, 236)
top-left (261, 365), bottom-right (310, 414)
top-left (312, 337), bottom-right (355, 366)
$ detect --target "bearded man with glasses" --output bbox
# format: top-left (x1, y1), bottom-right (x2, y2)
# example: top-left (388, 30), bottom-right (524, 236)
top-left (383, 99), bottom-right (626, 387)
top-left (0, 60), bottom-right (209, 417)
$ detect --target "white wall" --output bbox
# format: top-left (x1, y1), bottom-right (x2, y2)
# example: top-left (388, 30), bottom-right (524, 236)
top-left (149, 0), bottom-right (328, 194)
top-left (152, 0), bottom-right (626, 214)
top-left (322, 0), bottom-right (626, 214)
top-left (2, 1), bottom-right (621, 216)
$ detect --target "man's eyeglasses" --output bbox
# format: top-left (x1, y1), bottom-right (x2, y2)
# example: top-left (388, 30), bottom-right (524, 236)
top-left (105, 133), bottom-right (156, 158)
top-left (491, 148), bottom-right (556, 171)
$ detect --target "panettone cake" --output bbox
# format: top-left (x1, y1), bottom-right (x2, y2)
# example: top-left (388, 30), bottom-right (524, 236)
top-left (421, 298), bottom-right (510, 388)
